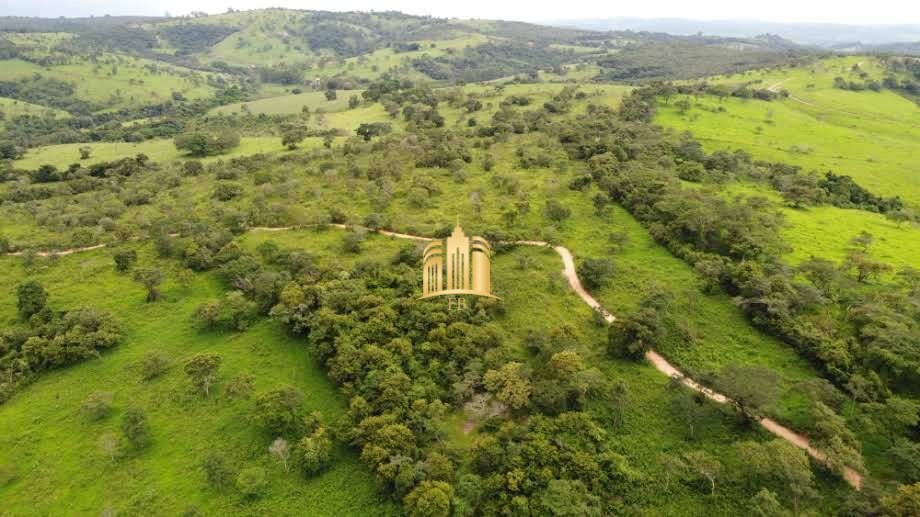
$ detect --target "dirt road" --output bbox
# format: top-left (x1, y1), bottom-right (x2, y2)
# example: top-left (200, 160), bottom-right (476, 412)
top-left (4, 224), bottom-right (863, 489)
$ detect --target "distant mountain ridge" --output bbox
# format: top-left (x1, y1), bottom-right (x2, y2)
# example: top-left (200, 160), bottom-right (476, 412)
top-left (0, 9), bottom-right (816, 83)
top-left (550, 17), bottom-right (920, 48)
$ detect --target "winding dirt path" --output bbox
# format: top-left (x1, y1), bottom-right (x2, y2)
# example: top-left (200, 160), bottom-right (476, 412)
top-left (3, 224), bottom-right (863, 489)
top-left (5, 243), bottom-right (107, 257)
top-left (766, 79), bottom-right (788, 93)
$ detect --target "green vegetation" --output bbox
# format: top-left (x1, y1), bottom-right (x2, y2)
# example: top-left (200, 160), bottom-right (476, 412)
top-left (1, 8), bottom-right (918, 517)
top-left (211, 89), bottom-right (364, 116)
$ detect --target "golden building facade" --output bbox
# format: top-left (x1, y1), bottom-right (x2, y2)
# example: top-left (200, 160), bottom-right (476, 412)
top-left (420, 222), bottom-right (499, 300)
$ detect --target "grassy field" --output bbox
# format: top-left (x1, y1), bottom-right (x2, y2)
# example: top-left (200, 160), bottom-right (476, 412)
top-left (0, 235), bottom-right (398, 516)
top-left (655, 55), bottom-right (920, 273)
top-left (656, 56), bottom-right (920, 206)
top-left (319, 35), bottom-right (491, 81)
top-left (12, 136), bottom-right (314, 170)
top-left (210, 89), bottom-right (364, 116)
top-left (0, 225), bottom-right (851, 515)
top-left (717, 181), bottom-right (920, 271)
top-left (0, 57), bottom-right (222, 111)
top-left (0, 78), bottom-right (881, 512)
top-left (0, 97), bottom-right (70, 122)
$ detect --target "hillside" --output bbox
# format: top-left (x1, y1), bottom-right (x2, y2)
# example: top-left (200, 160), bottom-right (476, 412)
top-left (1, 8), bottom-right (919, 517)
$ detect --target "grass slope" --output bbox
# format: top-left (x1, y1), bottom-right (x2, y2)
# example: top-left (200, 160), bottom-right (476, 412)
top-left (657, 56), bottom-right (920, 206)
top-left (0, 237), bottom-right (397, 516)
top-left (210, 89), bottom-right (364, 116)
top-left (12, 136), bottom-right (313, 170)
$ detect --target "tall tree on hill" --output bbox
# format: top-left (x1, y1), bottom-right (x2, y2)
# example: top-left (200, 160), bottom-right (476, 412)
top-left (16, 280), bottom-right (48, 319)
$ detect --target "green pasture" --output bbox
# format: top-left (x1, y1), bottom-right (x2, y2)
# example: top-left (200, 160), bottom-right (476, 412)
top-left (210, 89), bottom-right (364, 116)
top-left (656, 56), bottom-right (920, 206)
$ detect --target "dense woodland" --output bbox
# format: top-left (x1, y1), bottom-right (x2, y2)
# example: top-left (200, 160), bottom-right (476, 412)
top-left (1, 8), bottom-right (920, 517)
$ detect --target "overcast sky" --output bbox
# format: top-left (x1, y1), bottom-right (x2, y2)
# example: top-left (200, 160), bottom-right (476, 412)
top-left (4, 0), bottom-right (920, 25)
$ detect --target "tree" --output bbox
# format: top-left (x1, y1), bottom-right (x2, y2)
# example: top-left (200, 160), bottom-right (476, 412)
top-left (281, 127), bottom-right (307, 149)
top-left (885, 209), bottom-right (913, 228)
top-left (750, 489), bottom-right (786, 517)
top-left (735, 439), bottom-right (815, 513)
top-left (79, 146), bottom-right (92, 160)
top-left (325, 89), bottom-right (337, 101)
top-left (577, 258), bottom-right (615, 290)
top-left (254, 385), bottom-right (305, 434)
top-left (139, 350), bottom-right (170, 380)
top-left (543, 199), bottom-right (571, 222)
top-left (297, 426), bottom-right (333, 476)
top-left (269, 437), bottom-right (291, 472)
top-left (882, 483), bottom-right (920, 517)
top-left (714, 364), bottom-right (779, 422)
top-left (356, 122), bottom-right (392, 141)
top-left (236, 467), bottom-right (267, 498)
top-left (184, 353), bottom-right (222, 397)
top-left (404, 480), bottom-right (453, 517)
top-left (844, 248), bottom-right (892, 283)
top-left (674, 98), bottom-right (692, 114)
top-left (608, 306), bottom-right (665, 360)
top-left (82, 391), bottom-right (114, 421)
top-left (174, 130), bottom-right (240, 157)
top-left (226, 372), bottom-right (255, 400)
top-left (537, 478), bottom-right (602, 516)
top-left (865, 397), bottom-right (920, 443)
top-left (683, 450), bottom-right (721, 494)
top-left (342, 231), bottom-right (365, 254)
top-left (113, 250), bottom-right (137, 273)
top-left (483, 362), bottom-right (531, 410)
top-left (16, 280), bottom-right (48, 319)
top-left (133, 268), bottom-right (163, 302)
top-left (213, 182), bottom-right (242, 201)
top-left (121, 407), bottom-right (151, 449)
top-left (0, 140), bottom-right (23, 160)
top-left (776, 173), bottom-right (824, 208)
top-left (798, 256), bottom-right (840, 297)
top-left (202, 452), bottom-right (234, 489)
top-left (98, 432), bottom-right (120, 462)
top-left (668, 385), bottom-right (711, 440)
top-left (659, 452), bottom-right (688, 491)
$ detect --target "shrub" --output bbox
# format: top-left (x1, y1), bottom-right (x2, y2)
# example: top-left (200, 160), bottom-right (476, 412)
top-left (202, 452), bottom-right (234, 489)
top-left (139, 351), bottom-right (170, 380)
top-left (297, 427), bottom-right (333, 476)
top-left (236, 467), bottom-right (267, 498)
top-left (254, 386), bottom-right (305, 435)
top-left (16, 280), bottom-right (48, 319)
top-left (121, 407), bottom-right (151, 449)
top-left (577, 258), bottom-right (615, 290)
top-left (213, 182), bottom-right (243, 201)
top-left (113, 250), bottom-right (137, 273)
top-left (183, 161), bottom-right (204, 176)
top-left (81, 391), bottom-right (114, 421)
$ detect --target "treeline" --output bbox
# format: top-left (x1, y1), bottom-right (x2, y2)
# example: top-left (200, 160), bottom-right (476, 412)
top-left (59, 26), bottom-right (159, 54)
top-left (412, 43), bottom-right (574, 83)
top-left (655, 80), bottom-right (788, 101)
top-left (0, 85), bottom-right (248, 150)
top-left (159, 24), bottom-right (238, 55)
top-left (559, 90), bottom-right (920, 405)
top-left (597, 42), bottom-right (812, 82)
top-left (0, 75), bottom-right (100, 115)
top-left (881, 57), bottom-right (920, 96)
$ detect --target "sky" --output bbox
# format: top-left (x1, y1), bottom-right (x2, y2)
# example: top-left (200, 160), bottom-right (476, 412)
top-left (3, 0), bottom-right (920, 25)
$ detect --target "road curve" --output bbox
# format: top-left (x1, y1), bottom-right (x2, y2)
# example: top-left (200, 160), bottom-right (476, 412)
top-left (3, 224), bottom-right (863, 489)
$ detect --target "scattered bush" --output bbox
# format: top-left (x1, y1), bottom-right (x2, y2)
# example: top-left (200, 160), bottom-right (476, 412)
top-left (81, 391), bottom-right (114, 421)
